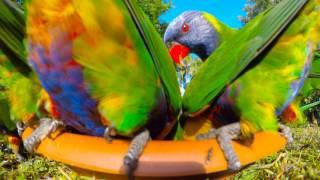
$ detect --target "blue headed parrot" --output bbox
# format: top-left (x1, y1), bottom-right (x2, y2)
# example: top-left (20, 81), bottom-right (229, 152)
top-left (164, 0), bottom-right (320, 170)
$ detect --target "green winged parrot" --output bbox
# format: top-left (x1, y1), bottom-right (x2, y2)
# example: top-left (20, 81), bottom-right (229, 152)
top-left (0, 0), bottom-right (46, 133)
top-left (0, 0), bottom-right (59, 159)
top-left (0, 0), bottom-right (181, 173)
top-left (0, 50), bottom-right (46, 160)
top-left (164, 0), bottom-right (320, 170)
top-left (0, 0), bottom-right (181, 175)
top-left (2, 0), bottom-right (319, 174)
top-left (0, 52), bottom-right (42, 132)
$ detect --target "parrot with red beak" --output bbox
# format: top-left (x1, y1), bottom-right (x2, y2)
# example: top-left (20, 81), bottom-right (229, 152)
top-left (164, 0), bottom-right (320, 170)
top-left (164, 11), bottom-right (234, 63)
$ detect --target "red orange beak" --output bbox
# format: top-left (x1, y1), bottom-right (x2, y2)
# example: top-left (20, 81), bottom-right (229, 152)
top-left (169, 43), bottom-right (190, 64)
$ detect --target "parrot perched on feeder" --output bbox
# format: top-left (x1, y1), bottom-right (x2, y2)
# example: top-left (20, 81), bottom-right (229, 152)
top-left (0, 0), bottom-right (44, 133)
top-left (0, 0), bottom-right (180, 176)
top-left (0, 0), bottom-right (54, 159)
top-left (22, 0), bottom-right (181, 175)
top-left (0, 52), bottom-right (42, 133)
top-left (164, 0), bottom-right (320, 170)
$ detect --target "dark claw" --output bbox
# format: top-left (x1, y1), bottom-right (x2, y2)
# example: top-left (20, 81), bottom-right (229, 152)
top-left (104, 126), bottom-right (117, 143)
top-left (279, 124), bottom-right (293, 144)
top-left (23, 133), bottom-right (41, 153)
top-left (196, 123), bottom-right (242, 171)
top-left (15, 152), bottom-right (24, 162)
top-left (196, 129), bottom-right (218, 140)
top-left (124, 155), bottom-right (138, 180)
top-left (16, 122), bottom-right (25, 137)
top-left (23, 118), bottom-right (63, 153)
top-left (229, 160), bottom-right (241, 171)
top-left (123, 129), bottom-right (150, 179)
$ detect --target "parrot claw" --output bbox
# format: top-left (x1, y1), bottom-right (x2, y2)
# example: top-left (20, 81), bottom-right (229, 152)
top-left (124, 129), bottom-right (150, 179)
top-left (16, 122), bottom-right (26, 137)
top-left (104, 126), bottom-right (117, 143)
top-left (197, 122), bottom-right (242, 171)
top-left (23, 118), bottom-right (64, 153)
top-left (279, 124), bottom-right (293, 144)
top-left (196, 128), bottom-right (218, 140)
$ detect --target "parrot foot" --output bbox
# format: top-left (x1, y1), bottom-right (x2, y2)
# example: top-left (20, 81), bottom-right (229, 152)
top-left (124, 129), bottom-right (150, 179)
top-left (104, 126), bottom-right (117, 143)
top-left (197, 122), bottom-right (241, 171)
top-left (279, 124), bottom-right (293, 144)
top-left (23, 118), bottom-right (64, 153)
top-left (16, 122), bottom-right (26, 137)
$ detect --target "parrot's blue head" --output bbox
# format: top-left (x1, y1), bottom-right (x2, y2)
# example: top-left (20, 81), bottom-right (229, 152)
top-left (164, 11), bottom-right (220, 62)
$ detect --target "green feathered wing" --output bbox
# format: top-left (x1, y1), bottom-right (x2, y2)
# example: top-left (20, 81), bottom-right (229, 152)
top-left (125, 0), bottom-right (181, 115)
top-left (78, 0), bottom-right (180, 136)
top-left (231, 0), bottom-right (319, 133)
top-left (0, 0), bottom-right (26, 64)
top-left (0, 1), bottom-right (41, 131)
top-left (0, 52), bottom-right (41, 131)
top-left (183, 0), bottom-right (320, 135)
top-left (183, 0), bottom-right (308, 115)
top-left (30, 0), bottom-right (180, 136)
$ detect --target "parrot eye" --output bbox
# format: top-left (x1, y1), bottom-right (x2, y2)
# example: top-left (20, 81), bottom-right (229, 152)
top-left (182, 23), bottom-right (190, 33)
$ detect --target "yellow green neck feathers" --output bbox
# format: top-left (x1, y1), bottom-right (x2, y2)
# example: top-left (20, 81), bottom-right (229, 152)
top-left (203, 12), bottom-right (236, 44)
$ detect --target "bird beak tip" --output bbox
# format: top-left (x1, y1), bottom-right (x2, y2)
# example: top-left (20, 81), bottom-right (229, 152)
top-left (168, 44), bottom-right (190, 64)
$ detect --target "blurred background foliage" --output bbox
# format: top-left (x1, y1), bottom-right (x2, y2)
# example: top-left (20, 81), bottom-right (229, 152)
top-left (137, 0), bottom-right (171, 35)
top-left (239, 0), bottom-right (283, 24)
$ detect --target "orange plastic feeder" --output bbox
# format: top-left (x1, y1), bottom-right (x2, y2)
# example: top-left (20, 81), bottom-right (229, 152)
top-left (22, 127), bottom-right (286, 179)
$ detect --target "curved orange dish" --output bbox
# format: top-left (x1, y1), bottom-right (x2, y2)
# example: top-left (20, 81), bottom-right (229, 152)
top-left (22, 128), bottom-right (286, 178)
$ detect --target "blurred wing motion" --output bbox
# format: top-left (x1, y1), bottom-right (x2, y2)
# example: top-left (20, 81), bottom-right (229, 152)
top-left (183, 0), bottom-right (308, 115)
top-left (0, 1), bottom-right (41, 131)
top-left (26, 0), bottom-right (179, 137)
top-left (125, 0), bottom-right (181, 115)
top-left (0, 0), bottom-right (26, 64)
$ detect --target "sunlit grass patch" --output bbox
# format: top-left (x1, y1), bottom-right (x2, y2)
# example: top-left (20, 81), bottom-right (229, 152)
top-left (0, 124), bottom-right (319, 179)
top-left (234, 125), bottom-right (320, 179)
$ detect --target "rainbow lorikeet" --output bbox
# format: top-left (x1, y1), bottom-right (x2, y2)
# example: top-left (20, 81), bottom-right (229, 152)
top-left (0, 0), bottom-right (44, 133)
top-left (164, 0), bottom-right (320, 170)
top-left (0, 51), bottom-right (38, 160)
top-left (0, 52), bottom-right (42, 133)
top-left (0, 1), bottom-right (54, 160)
top-left (27, 0), bottom-right (182, 176)
top-left (0, 0), bottom-right (181, 175)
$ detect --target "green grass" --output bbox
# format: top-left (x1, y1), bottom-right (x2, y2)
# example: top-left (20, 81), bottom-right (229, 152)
top-left (0, 136), bottom-right (80, 179)
top-left (234, 124), bottom-right (320, 179)
top-left (0, 125), bottom-right (319, 179)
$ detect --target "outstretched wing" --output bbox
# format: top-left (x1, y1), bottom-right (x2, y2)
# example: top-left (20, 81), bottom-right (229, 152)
top-left (125, 0), bottom-right (181, 115)
top-left (0, 52), bottom-right (41, 131)
top-left (183, 0), bottom-right (308, 114)
top-left (0, 2), bottom-right (40, 130)
top-left (26, 0), bottom-right (179, 136)
top-left (0, 0), bottom-right (31, 74)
